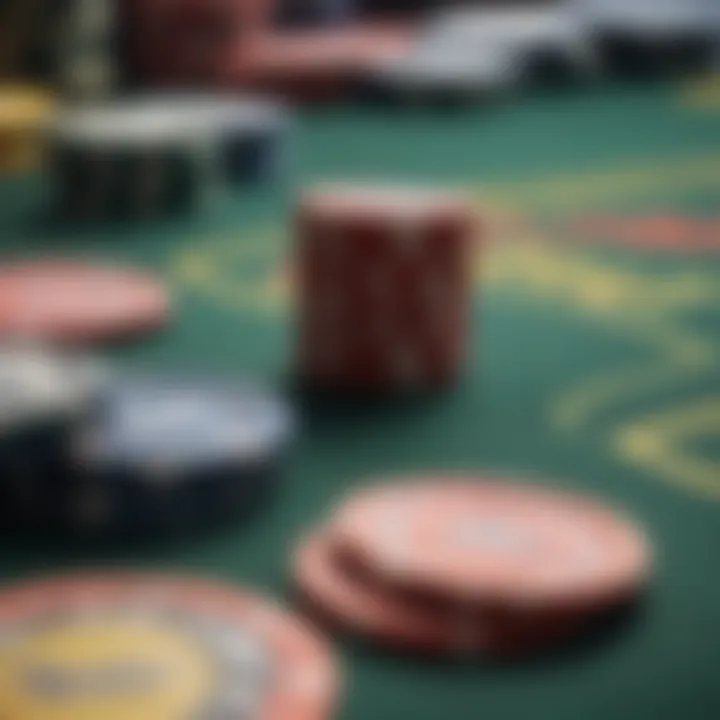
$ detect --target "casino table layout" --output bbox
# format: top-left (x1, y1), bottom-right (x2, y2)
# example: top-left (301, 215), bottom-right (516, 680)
top-left (0, 79), bottom-right (719, 719)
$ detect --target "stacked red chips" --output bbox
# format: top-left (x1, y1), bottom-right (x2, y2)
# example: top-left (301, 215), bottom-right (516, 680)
top-left (292, 476), bottom-right (654, 658)
top-left (295, 185), bottom-right (479, 394)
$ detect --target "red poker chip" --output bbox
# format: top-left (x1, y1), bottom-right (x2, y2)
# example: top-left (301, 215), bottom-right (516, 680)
top-left (298, 184), bottom-right (477, 227)
top-left (294, 531), bottom-right (596, 658)
top-left (0, 573), bottom-right (340, 720)
top-left (295, 185), bottom-right (478, 393)
top-left (0, 261), bottom-right (170, 346)
top-left (332, 478), bottom-right (652, 612)
top-left (295, 530), bottom-right (472, 654)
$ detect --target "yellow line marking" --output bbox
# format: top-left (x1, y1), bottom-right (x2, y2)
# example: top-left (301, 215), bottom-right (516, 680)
top-left (485, 156), bottom-right (720, 212)
top-left (679, 74), bottom-right (720, 111)
top-left (173, 229), bottom-right (289, 313)
top-left (615, 396), bottom-right (720, 499)
top-left (552, 316), bottom-right (716, 433)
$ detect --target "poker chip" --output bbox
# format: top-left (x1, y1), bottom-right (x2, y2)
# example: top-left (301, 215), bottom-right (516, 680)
top-left (295, 183), bottom-right (478, 394)
top-left (0, 261), bottom-right (171, 347)
top-left (293, 476), bottom-right (652, 657)
top-left (364, 7), bottom-right (596, 103)
top-left (133, 93), bottom-right (291, 185)
top-left (0, 573), bottom-right (339, 720)
top-left (46, 101), bottom-right (220, 219)
top-left (67, 375), bottom-right (294, 535)
top-left (363, 53), bottom-right (510, 107)
top-left (293, 530), bottom-right (594, 657)
top-left (0, 345), bottom-right (110, 531)
top-left (294, 529), bottom-right (476, 654)
top-left (577, 0), bottom-right (720, 76)
top-left (0, 84), bottom-right (54, 173)
top-left (332, 478), bottom-right (652, 610)
top-left (0, 344), bottom-right (107, 429)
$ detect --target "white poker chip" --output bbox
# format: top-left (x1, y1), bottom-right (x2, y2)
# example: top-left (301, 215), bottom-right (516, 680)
top-left (50, 101), bottom-right (215, 149)
top-left (81, 376), bottom-right (294, 469)
top-left (0, 345), bottom-right (108, 435)
top-left (371, 6), bottom-right (595, 93)
top-left (131, 93), bottom-right (290, 134)
top-left (573, 0), bottom-right (720, 38)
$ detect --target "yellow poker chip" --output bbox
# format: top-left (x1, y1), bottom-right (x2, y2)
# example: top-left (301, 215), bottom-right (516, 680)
top-left (0, 619), bottom-right (212, 720)
top-left (0, 84), bottom-right (55, 173)
top-left (0, 574), bottom-right (340, 720)
top-left (0, 84), bottom-right (54, 130)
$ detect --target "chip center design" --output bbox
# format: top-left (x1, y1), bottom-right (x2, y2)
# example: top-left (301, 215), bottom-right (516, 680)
top-left (0, 607), bottom-right (271, 720)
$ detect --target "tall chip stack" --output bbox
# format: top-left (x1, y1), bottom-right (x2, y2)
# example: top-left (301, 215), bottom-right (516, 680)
top-left (295, 184), bottom-right (479, 395)
top-left (59, 0), bottom-right (118, 101)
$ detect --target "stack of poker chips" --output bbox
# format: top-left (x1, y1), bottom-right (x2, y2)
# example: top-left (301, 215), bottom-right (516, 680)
top-left (70, 375), bottom-right (294, 536)
top-left (45, 95), bottom-right (291, 220)
top-left (293, 476), bottom-right (653, 658)
top-left (577, 0), bottom-right (720, 78)
top-left (0, 345), bottom-right (294, 538)
top-left (47, 101), bottom-right (220, 219)
top-left (295, 184), bottom-right (479, 394)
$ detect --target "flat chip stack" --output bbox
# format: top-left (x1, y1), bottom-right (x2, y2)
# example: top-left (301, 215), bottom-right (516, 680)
top-left (69, 375), bottom-right (294, 536)
top-left (0, 346), bottom-right (295, 537)
top-left (293, 477), bottom-right (653, 657)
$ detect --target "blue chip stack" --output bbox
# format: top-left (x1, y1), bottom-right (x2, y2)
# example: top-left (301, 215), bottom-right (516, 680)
top-left (68, 376), bottom-right (294, 536)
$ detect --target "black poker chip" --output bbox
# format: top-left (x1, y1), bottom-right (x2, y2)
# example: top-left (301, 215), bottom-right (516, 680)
top-left (63, 375), bottom-right (295, 537)
top-left (0, 345), bottom-right (110, 532)
top-left (580, 1), bottom-right (720, 77)
top-left (131, 93), bottom-right (291, 186)
top-left (47, 101), bottom-right (220, 221)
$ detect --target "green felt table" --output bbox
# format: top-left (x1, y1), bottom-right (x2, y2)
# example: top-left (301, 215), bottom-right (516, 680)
top-left (0, 79), bottom-right (719, 720)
